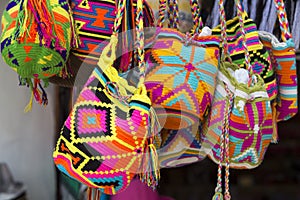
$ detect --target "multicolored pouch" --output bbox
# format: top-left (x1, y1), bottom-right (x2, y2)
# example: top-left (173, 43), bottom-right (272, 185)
top-left (144, 0), bottom-right (219, 169)
top-left (211, 11), bottom-right (277, 102)
top-left (204, 1), bottom-right (274, 199)
top-left (1, 0), bottom-right (78, 106)
top-left (145, 27), bottom-right (219, 130)
top-left (71, 0), bottom-right (154, 72)
top-left (53, 0), bottom-right (160, 195)
top-left (145, 0), bottom-right (219, 130)
top-left (258, 0), bottom-right (298, 123)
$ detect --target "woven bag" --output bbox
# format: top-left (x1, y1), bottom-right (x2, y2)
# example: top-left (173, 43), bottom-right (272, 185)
top-left (204, 1), bottom-right (274, 199)
top-left (1, 0), bottom-right (77, 105)
top-left (70, 0), bottom-right (154, 71)
top-left (145, 0), bottom-right (219, 130)
top-left (258, 0), bottom-right (298, 123)
top-left (145, 28), bottom-right (219, 130)
top-left (53, 0), bottom-right (160, 195)
top-left (211, 12), bottom-right (277, 102)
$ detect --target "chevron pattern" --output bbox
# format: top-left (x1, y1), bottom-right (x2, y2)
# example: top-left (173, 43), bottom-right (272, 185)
top-left (71, 0), bottom-right (115, 62)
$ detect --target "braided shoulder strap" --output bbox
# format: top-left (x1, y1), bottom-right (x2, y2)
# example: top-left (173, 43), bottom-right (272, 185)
top-left (274, 0), bottom-right (292, 41)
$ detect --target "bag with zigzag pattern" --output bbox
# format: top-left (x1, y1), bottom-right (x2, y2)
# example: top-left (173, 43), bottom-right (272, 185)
top-left (53, 0), bottom-right (160, 195)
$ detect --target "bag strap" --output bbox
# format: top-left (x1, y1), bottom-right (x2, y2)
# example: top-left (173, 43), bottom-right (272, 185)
top-left (234, 0), bottom-right (253, 78)
top-left (157, 0), bottom-right (203, 34)
top-left (135, 0), bottom-right (145, 87)
top-left (98, 0), bottom-right (145, 87)
top-left (273, 0), bottom-right (292, 41)
top-left (190, 0), bottom-right (203, 35)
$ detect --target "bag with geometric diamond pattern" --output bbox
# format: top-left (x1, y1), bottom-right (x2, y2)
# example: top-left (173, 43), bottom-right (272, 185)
top-left (53, 0), bottom-right (160, 196)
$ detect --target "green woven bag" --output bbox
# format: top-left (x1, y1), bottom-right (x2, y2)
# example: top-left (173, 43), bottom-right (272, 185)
top-left (1, 0), bottom-right (78, 106)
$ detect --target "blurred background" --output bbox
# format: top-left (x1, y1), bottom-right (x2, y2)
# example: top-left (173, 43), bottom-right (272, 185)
top-left (0, 0), bottom-right (300, 200)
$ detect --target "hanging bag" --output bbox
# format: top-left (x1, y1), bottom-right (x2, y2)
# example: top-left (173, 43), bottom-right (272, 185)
top-left (145, 0), bottom-right (219, 130)
top-left (48, 0), bottom-right (155, 88)
top-left (1, 0), bottom-right (78, 105)
top-left (70, 0), bottom-right (154, 70)
top-left (202, 0), bottom-right (274, 198)
top-left (146, 0), bottom-right (218, 169)
top-left (258, 0), bottom-right (298, 123)
top-left (211, 9), bottom-right (277, 103)
top-left (53, 0), bottom-right (160, 195)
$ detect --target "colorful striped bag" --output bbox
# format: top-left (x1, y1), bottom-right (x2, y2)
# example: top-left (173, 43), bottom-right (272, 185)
top-left (1, 0), bottom-right (77, 106)
top-left (203, 1), bottom-right (274, 199)
top-left (70, 0), bottom-right (154, 71)
top-left (258, 0), bottom-right (298, 124)
top-left (211, 11), bottom-right (277, 103)
top-left (53, 0), bottom-right (160, 195)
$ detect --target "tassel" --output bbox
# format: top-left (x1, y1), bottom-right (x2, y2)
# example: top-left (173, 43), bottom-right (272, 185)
top-left (149, 107), bottom-right (162, 137)
top-left (16, 0), bottom-right (29, 39)
top-left (87, 187), bottom-right (92, 200)
top-left (271, 103), bottom-right (278, 143)
top-left (139, 107), bottom-right (161, 189)
top-left (24, 92), bottom-right (34, 113)
top-left (139, 142), bottom-right (160, 189)
top-left (38, 83), bottom-right (48, 106)
top-left (212, 192), bottom-right (224, 200)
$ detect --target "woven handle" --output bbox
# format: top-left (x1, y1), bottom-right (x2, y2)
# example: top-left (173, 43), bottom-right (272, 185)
top-left (135, 0), bottom-right (145, 87)
top-left (98, 0), bottom-right (145, 86)
top-left (218, 0), bottom-right (230, 61)
top-left (273, 0), bottom-right (292, 41)
top-left (157, 0), bottom-right (202, 34)
top-left (98, 0), bottom-right (127, 68)
top-left (234, 0), bottom-right (252, 75)
top-left (190, 0), bottom-right (203, 35)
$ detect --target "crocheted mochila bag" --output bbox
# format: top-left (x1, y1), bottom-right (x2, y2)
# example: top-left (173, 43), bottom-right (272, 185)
top-left (1, 0), bottom-right (78, 106)
top-left (145, 27), bottom-right (219, 130)
top-left (258, 0), bottom-right (298, 124)
top-left (205, 1), bottom-right (274, 199)
top-left (53, 0), bottom-right (160, 195)
top-left (70, 0), bottom-right (154, 72)
top-left (145, 0), bottom-right (218, 168)
top-left (145, 0), bottom-right (219, 130)
top-left (211, 11), bottom-right (277, 103)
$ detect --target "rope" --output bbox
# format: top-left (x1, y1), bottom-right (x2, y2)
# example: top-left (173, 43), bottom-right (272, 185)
top-left (235, 0), bottom-right (252, 75)
top-left (135, 0), bottom-right (145, 87)
top-left (224, 85), bottom-right (234, 200)
top-left (274, 0), bottom-right (292, 41)
top-left (157, 0), bottom-right (167, 27)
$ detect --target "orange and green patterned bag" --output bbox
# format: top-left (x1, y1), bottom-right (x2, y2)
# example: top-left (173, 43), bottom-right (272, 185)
top-left (1, 0), bottom-right (78, 106)
top-left (258, 0), bottom-right (298, 123)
